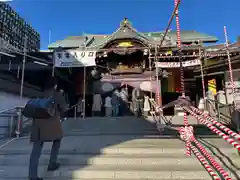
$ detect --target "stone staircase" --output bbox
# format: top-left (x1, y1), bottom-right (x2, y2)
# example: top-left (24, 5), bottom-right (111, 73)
top-left (0, 116), bottom-right (240, 179)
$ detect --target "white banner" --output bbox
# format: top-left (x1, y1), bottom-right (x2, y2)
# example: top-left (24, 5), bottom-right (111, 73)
top-left (54, 50), bottom-right (96, 67)
top-left (155, 59), bottom-right (200, 68)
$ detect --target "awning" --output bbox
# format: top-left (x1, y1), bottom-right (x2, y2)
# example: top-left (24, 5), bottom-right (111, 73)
top-left (123, 81), bottom-right (141, 89)
top-left (101, 77), bottom-right (159, 93)
top-left (100, 72), bottom-right (160, 93)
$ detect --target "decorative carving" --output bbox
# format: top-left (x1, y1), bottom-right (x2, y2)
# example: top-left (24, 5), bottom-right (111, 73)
top-left (120, 17), bottom-right (132, 27)
top-left (113, 48), bottom-right (137, 55)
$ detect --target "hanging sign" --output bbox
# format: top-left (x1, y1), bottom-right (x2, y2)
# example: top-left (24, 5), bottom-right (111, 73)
top-left (155, 59), bottom-right (200, 68)
top-left (54, 50), bottom-right (96, 68)
top-left (208, 79), bottom-right (217, 95)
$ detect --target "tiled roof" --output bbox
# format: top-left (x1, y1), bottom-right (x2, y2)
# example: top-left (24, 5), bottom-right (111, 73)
top-left (205, 42), bottom-right (240, 53)
top-left (48, 19), bottom-right (218, 49)
top-left (167, 30), bottom-right (218, 43)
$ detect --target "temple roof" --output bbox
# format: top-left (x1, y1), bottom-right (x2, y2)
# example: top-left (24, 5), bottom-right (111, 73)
top-left (48, 18), bottom-right (218, 49)
top-left (204, 42), bottom-right (240, 53)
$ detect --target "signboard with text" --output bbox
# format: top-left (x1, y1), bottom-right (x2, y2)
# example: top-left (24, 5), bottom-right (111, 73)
top-left (54, 50), bottom-right (96, 68)
top-left (155, 59), bottom-right (200, 68)
top-left (208, 79), bottom-right (217, 95)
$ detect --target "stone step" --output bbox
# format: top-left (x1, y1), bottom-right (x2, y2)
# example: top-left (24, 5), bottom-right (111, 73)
top-left (63, 129), bottom-right (216, 136)
top-left (58, 117), bottom-right (218, 137)
top-left (64, 131), bottom-right (160, 136)
top-left (0, 146), bottom-right (237, 156)
top-left (67, 128), bottom-right (159, 132)
top-left (68, 129), bottom-right (158, 132)
top-left (0, 165), bottom-right (221, 179)
top-left (0, 147), bottom-right (237, 157)
top-left (0, 154), bottom-right (202, 166)
top-left (4, 177), bottom-right (213, 180)
top-left (0, 136), bottom-right (235, 149)
top-left (0, 137), bottom-right (237, 156)
top-left (1, 153), bottom-right (240, 170)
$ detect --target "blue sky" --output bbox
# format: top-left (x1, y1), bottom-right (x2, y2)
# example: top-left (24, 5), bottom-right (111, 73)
top-left (9, 0), bottom-right (239, 50)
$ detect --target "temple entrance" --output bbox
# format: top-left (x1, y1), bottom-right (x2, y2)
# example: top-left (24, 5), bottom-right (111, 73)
top-left (93, 47), bottom-right (149, 117)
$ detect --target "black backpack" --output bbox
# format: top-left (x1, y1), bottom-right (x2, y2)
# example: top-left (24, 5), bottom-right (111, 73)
top-left (22, 96), bottom-right (56, 119)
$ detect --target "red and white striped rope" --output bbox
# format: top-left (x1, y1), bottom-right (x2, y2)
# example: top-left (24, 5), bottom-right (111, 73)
top-left (198, 48), bottom-right (206, 99)
top-left (157, 53), bottom-right (232, 59)
top-left (192, 137), bottom-right (232, 180)
top-left (179, 126), bottom-right (224, 179)
top-left (179, 126), bottom-right (193, 156)
top-left (224, 26), bottom-right (236, 107)
top-left (191, 106), bottom-right (240, 141)
top-left (174, 0), bottom-right (185, 97)
top-left (155, 92), bottom-right (161, 107)
top-left (179, 126), bottom-right (194, 141)
top-left (174, 0), bottom-right (190, 156)
top-left (183, 107), bottom-right (240, 151)
top-left (189, 141), bottom-right (221, 179)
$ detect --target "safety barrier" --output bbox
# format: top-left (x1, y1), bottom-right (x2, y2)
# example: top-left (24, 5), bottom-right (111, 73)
top-left (192, 106), bottom-right (240, 141)
top-left (153, 94), bottom-right (237, 179)
top-left (179, 126), bottom-right (222, 180)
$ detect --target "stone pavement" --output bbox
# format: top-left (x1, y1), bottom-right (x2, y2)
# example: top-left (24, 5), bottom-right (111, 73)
top-left (0, 116), bottom-right (239, 179)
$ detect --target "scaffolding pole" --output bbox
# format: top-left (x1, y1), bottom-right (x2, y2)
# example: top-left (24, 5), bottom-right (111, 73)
top-left (83, 65), bottom-right (86, 119)
top-left (20, 36), bottom-right (27, 99)
top-left (155, 45), bottom-right (162, 107)
top-left (224, 26), bottom-right (236, 107)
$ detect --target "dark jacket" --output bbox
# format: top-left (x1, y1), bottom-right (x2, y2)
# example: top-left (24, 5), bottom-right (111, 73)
top-left (30, 89), bottom-right (68, 142)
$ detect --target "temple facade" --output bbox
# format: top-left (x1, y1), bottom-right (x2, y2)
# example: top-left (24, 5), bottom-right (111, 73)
top-left (49, 18), bottom-right (218, 95)
top-left (46, 18), bottom-right (240, 115)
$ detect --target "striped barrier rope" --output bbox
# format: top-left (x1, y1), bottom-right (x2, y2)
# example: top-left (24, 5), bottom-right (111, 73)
top-left (174, 0), bottom-right (191, 157)
top-left (179, 125), bottom-right (231, 179)
top-left (179, 127), bottom-right (220, 180)
top-left (157, 53), bottom-right (231, 59)
top-left (192, 137), bottom-right (232, 180)
top-left (189, 143), bottom-right (221, 180)
top-left (183, 106), bottom-right (240, 151)
top-left (224, 26), bottom-right (237, 107)
top-left (191, 106), bottom-right (240, 141)
top-left (179, 126), bottom-right (193, 156)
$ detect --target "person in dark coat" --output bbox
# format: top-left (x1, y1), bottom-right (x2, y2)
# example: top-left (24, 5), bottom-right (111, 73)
top-left (28, 78), bottom-right (68, 180)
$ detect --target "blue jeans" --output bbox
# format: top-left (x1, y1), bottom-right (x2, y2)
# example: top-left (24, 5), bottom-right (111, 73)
top-left (119, 102), bottom-right (127, 116)
top-left (29, 140), bottom-right (61, 179)
top-left (112, 105), bottom-right (119, 116)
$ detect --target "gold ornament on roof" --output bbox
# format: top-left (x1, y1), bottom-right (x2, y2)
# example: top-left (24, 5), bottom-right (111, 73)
top-left (121, 17), bottom-right (131, 26)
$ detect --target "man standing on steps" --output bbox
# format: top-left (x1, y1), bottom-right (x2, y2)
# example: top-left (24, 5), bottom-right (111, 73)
top-left (28, 78), bottom-right (68, 180)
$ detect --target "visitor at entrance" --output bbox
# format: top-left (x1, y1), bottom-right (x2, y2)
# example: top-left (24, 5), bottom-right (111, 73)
top-left (143, 94), bottom-right (150, 117)
top-left (105, 95), bottom-right (112, 117)
top-left (92, 93), bottom-right (102, 116)
top-left (133, 97), bottom-right (144, 117)
top-left (119, 87), bottom-right (128, 116)
top-left (112, 89), bottom-right (120, 116)
top-left (77, 96), bottom-right (83, 117)
top-left (132, 87), bottom-right (144, 117)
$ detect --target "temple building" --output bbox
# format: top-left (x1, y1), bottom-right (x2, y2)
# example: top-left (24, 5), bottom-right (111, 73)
top-left (48, 18), bottom-right (220, 114)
